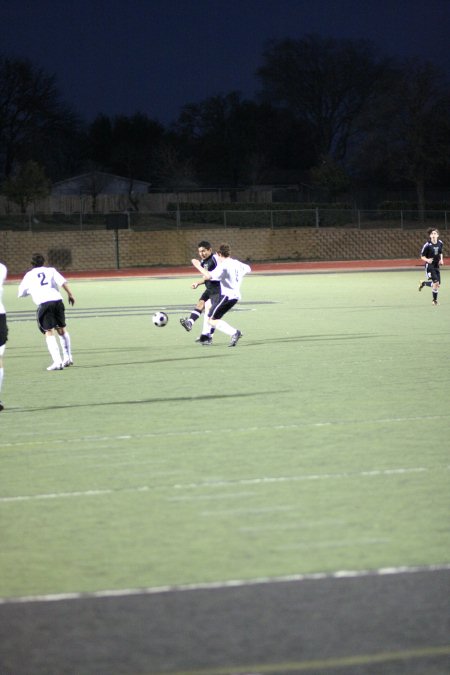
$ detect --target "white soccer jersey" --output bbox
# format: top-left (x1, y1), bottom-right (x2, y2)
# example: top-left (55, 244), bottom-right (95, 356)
top-left (18, 266), bottom-right (67, 305)
top-left (209, 257), bottom-right (251, 300)
top-left (0, 262), bottom-right (7, 314)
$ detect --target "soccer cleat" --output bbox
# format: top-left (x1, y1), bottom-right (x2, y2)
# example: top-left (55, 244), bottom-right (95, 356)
top-left (201, 337), bottom-right (213, 346)
top-left (180, 317), bottom-right (193, 332)
top-left (432, 299), bottom-right (438, 305)
top-left (229, 330), bottom-right (242, 347)
top-left (47, 362), bottom-right (63, 371)
top-left (63, 358), bottom-right (74, 367)
top-left (0, 401), bottom-right (4, 412)
top-left (196, 334), bottom-right (211, 343)
top-left (418, 281), bottom-right (424, 291)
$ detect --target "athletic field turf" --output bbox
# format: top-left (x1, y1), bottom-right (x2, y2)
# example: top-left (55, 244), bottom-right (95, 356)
top-left (0, 266), bottom-right (449, 674)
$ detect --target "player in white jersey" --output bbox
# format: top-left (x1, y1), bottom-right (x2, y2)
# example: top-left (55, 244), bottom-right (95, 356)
top-left (0, 262), bottom-right (8, 410)
top-left (18, 253), bottom-right (75, 371)
top-left (191, 243), bottom-right (251, 347)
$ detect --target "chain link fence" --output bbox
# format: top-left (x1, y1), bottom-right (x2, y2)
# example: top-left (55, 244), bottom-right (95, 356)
top-left (0, 208), bottom-right (448, 232)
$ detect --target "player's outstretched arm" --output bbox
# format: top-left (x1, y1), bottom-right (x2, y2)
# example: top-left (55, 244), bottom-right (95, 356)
top-left (191, 258), bottom-right (211, 279)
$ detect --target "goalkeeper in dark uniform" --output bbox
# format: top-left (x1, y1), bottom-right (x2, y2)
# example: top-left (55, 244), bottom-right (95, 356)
top-left (418, 228), bottom-right (444, 305)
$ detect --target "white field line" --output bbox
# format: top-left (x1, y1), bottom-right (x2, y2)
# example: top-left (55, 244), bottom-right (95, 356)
top-left (0, 467), bottom-right (433, 504)
top-left (172, 467), bottom-right (431, 490)
top-left (0, 486), bottom-right (151, 503)
top-left (200, 506), bottom-right (295, 517)
top-left (277, 537), bottom-right (391, 550)
top-left (169, 491), bottom-right (256, 501)
top-left (238, 519), bottom-right (346, 532)
top-left (1, 563), bottom-right (449, 605)
top-left (2, 413), bottom-right (450, 450)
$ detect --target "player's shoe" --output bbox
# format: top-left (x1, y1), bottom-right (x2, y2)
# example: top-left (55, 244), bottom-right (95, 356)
top-left (63, 358), bottom-right (74, 367)
top-left (432, 299), bottom-right (438, 305)
top-left (229, 330), bottom-right (242, 347)
top-left (196, 334), bottom-right (211, 343)
top-left (418, 281), bottom-right (424, 291)
top-left (180, 317), bottom-right (193, 332)
top-left (47, 362), bottom-right (63, 371)
top-left (0, 401), bottom-right (4, 412)
top-left (201, 337), bottom-right (213, 346)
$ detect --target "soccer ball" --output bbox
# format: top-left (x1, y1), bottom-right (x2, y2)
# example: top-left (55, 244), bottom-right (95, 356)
top-left (152, 311), bottom-right (168, 327)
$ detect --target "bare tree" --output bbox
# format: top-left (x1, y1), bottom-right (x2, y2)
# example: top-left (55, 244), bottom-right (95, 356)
top-left (78, 169), bottom-right (111, 213)
top-left (310, 155), bottom-right (351, 202)
top-left (1, 160), bottom-right (50, 212)
top-left (353, 59), bottom-right (450, 215)
top-left (174, 93), bottom-right (303, 187)
top-left (87, 113), bottom-right (165, 183)
top-left (0, 55), bottom-right (79, 180)
top-left (153, 142), bottom-right (198, 189)
top-left (257, 35), bottom-right (392, 162)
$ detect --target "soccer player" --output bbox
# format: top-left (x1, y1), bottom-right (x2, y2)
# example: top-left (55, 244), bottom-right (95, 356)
top-left (418, 228), bottom-right (444, 305)
top-left (191, 243), bottom-right (251, 347)
top-left (18, 253), bottom-right (75, 370)
top-left (180, 240), bottom-right (221, 345)
top-left (0, 261), bottom-right (8, 410)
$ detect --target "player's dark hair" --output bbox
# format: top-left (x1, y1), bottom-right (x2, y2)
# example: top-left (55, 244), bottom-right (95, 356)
top-left (197, 240), bottom-right (212, 249)
top-left (217, 243), bottom-right (231, 257)
top-left (31, 253), bottom-right (45, 267)
top-left (427, 228), bottom-right (439, 236)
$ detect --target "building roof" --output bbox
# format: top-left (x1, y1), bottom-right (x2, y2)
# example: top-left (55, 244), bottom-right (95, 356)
top-left (52, 171), bottom-right (151, 195)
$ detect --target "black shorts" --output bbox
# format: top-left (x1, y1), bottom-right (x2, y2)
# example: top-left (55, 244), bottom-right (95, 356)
top-left (209, 295), bottom-right (238, 320)
top-left (427, 266), bottom-right (441, 284)
top-left (37, 300), bottom-right (66, 334)
top-left (199, 289), bottom-right (221, 304)
top-left (0, 313), bottom-right (7, 347)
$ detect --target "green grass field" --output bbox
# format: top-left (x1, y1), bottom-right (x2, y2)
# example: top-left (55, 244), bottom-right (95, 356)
top-left (1, 270), bottom-right (449, 600)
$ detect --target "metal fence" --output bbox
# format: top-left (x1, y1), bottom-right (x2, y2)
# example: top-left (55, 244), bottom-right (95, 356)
top-left (0, 209), bottom-right (448, 231)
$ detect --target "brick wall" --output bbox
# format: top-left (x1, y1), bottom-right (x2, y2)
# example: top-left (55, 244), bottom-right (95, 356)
top-left (0, 227), bottom-right (426, 275)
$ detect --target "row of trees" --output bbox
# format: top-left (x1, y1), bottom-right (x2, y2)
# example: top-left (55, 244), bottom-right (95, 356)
top-left (1, 34), bottom-right (450, 212)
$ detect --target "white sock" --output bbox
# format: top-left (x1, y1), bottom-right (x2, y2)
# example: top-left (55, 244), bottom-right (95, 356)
top-left (202, 314), bottom-right (211, 335)
top-left (0, 367), bottom-right (3, 394)
top-left (214, 319), bottom-right (235, 336)
top-left (59, 332), bottom-right (72, 360)
top-left (46, 335), bottom-right (62, 364)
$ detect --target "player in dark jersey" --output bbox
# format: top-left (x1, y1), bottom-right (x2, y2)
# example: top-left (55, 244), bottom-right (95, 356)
top-left (418, 228), bottom-right (444, 305)
top-left (180, 241), bottom-right (221, 344)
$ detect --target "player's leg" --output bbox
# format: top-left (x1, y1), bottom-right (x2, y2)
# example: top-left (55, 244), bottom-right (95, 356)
top-left (45, 331), bottom-right (64, 369)
top-left (56, 326), bottom-right (73, 366)
top-left (38, 303), bottom-right (64, 369)
top-left (431, 270), bottom-right (440, 305)
top-left (0, 345), bottom-right (5, 411)
top-left (419, 267), bottom-right (432, 291)
top-left (0, 314), bottom-right (7, 408)
top-left (209, 298), bottom-right (242, 346)
top-left (180, 298), bottom-right (205, 331)
top-left (196, 299), bottom-right (216, 344)
top-left (54, 302), bottom-right (73, 365)
top-left (432, 283), bottom-right (439, 304)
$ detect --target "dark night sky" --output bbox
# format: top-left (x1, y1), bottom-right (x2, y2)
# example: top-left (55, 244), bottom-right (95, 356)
top-left (1, 0), bottom-right (449, 126)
